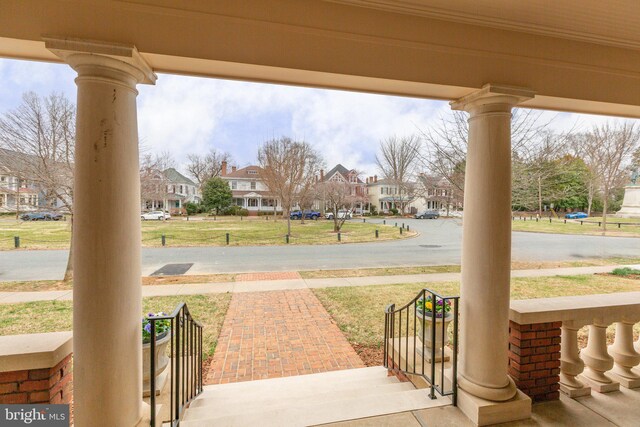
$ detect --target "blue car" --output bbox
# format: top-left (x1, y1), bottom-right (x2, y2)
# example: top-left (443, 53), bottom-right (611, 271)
top-left (565, 212), bottom-right (588, 219)
top-left (20, 212), bottom-right (46, 221)
top-left (290, 210), bottom-right (320, 220)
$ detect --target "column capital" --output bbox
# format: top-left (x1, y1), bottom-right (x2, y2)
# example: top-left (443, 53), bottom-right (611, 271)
top-left (450, 83), bottom-right (534, 113)
top-left (44, 37), bottom-right (156, 85)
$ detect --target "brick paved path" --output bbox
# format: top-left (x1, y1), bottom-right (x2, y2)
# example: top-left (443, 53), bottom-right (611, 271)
top-left (207, 289), bottom-right (364, 384)
top-left (235, 271), bottom-right (302, 281)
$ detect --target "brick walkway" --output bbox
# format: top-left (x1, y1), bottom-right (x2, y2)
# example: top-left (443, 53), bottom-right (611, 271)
top-left (234, 271), bottom-right (302, 281)
top-left (207, 289), bottom-right (364, 384)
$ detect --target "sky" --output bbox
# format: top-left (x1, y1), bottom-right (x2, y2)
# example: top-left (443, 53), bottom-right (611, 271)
top-left (0, 57), bottom-right (625, 178)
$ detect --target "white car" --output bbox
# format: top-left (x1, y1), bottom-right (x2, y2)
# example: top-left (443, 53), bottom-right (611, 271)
top-left (141, 211), bottom-right (170, 220)
top-left (325, 209), bottom-right (352, 220)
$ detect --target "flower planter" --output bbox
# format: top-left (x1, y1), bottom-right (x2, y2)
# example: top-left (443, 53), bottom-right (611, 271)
top-left (143, 331), bottom-right (171, 397)
top-left (416, 310), bottom-right (453, 362)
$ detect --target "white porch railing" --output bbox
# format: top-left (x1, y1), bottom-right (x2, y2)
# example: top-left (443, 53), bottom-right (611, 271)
top-left (510, 292), bottom-right (640, 398)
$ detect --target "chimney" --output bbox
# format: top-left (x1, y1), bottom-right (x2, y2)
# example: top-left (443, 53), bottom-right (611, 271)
top-left (374, 175), bottom-right (378, 183)
top-left (320, 169), bottom-right (324, 181)
top-left (221, 161), bottom-right (227, 176)
top-left (232, 166), bottom-right (237, 173)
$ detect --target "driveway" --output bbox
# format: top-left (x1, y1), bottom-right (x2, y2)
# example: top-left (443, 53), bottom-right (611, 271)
top-left (0, 218), bottom-right (638, 281)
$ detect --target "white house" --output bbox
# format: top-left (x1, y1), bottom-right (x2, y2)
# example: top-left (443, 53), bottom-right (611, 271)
top-left (220, 162), bottom-right (282, 215)
top-left (142, 167), bottom-right (200, 214)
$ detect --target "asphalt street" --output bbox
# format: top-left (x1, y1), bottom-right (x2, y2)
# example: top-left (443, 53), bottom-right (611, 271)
top-left (1, 218), bottom-right (638, 281)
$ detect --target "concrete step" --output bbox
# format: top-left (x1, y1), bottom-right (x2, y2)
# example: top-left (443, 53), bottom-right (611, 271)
top-left (199, 366), bottom-right (391, 397)
top-left (186, 381), bottom-right (416, 419)
top-left (193, 375), bottom-right (400, 407)
top-left (181, 388), bottom-right (449, 427)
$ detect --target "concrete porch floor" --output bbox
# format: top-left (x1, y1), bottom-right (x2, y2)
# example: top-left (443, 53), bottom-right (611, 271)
top-left (321, 388), bottom-right (640, 427)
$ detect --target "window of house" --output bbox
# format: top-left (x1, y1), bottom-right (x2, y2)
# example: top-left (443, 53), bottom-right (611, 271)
top-left (248, 170), bottom-right (258, 175)
top-left (380, 187), bottom-right (384, 195)
top-left (231, 181), bottom-right (237, 190)
top-left (251, 181), bottom-right (256, 190)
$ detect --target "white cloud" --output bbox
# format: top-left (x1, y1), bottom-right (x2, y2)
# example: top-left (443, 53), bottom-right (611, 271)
top-left (1, 58), bottom-right (637, 181)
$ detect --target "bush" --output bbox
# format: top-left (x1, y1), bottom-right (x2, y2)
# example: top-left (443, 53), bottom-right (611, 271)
top-left (612, 267), bottom-right (640, 276)
top-left (221, 205), bottom-right (249, 216)
top-left (369, 206), bottom-right (378, 216)
top-left (258, 211), bottom-right (280, 216)
top-left (390, 208), bottom-right (399, 216)
top-left (184, 202), bottom-right (199, 216)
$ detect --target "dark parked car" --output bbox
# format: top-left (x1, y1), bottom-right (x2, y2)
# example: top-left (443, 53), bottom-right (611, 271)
top-left (565, 212), bottom-right (588, 219)
top-left (20, 212), bottom-right (46, 221)
top-left (415, 210), bottom-right (440, 219)
top-left (43, 212), bottom-right (64, 221)
top-left (290, 210), bottom-right (321, 220)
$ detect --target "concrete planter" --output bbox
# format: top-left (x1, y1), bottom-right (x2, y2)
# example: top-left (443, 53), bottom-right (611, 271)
top-left (143, 331), bottom-right (171, 396)
top-left (416, 311), bottom-right (453, 361)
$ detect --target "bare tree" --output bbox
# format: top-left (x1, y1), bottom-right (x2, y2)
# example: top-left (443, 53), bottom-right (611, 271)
top-left (511, 131), bottom-right (573, 217)
top-left (186, 148), bottom-right (232, 189)
top-left (319, 179), bottom-right (361, 232)
top-left (420, 109), bottom-right (556, 201)
top-left (0, 92), bottom-right (75, 280)
top-left (579, 122), bottom-right (640, 230)
top-left (258, 137), bottom-right (323, 235)
top-left (376, 135), bottom-right (421, 213)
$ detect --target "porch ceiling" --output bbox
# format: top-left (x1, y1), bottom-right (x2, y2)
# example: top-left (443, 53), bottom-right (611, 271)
top-left (0, 0), bottom-right (639, 117)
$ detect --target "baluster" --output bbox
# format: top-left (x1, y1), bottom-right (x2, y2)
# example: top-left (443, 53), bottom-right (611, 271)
top-left (579, 323), bottom-right (619, 393)
top-left (607, 321), bottom-right (640, 388)
top-left (559, 322), bottom-right (591, 397)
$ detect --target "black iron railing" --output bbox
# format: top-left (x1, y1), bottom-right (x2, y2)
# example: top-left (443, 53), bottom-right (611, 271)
top-left (148, 303), bottom-right (204, 426)
top-left (384, 289), bottom-right (459, 405)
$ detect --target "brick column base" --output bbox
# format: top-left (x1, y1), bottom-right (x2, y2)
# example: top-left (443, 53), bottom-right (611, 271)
top-left (508, 321), bottom-right (561, 402)
top-left (0, 354), bottom-right (73, 405)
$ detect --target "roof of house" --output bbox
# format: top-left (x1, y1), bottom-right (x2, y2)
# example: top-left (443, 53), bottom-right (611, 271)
top-left (224, 165), bottom-right (263, 179)
top-left (323, 164), bottom-right (364, 184)
top-left (163, 168), bottom-right (196, 185)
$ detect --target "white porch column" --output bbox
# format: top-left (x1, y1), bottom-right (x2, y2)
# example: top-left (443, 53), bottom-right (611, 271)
top-left (46, 38), bottom-right (156, 426)
top-left (451, 85), bottom-right (534, 421)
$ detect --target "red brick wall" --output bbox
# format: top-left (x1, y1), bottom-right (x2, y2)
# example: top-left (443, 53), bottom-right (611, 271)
top-left (508, 321), bottom-right (561, 402)
top-left (0, 354), bottom-right (73, 405)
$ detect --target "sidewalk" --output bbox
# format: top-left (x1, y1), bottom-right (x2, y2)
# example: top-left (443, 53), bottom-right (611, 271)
top-left (0, 264), bottom-right (636, 304)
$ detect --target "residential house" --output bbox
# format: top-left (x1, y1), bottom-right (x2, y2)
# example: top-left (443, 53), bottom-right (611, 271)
top-left (0, 148), bottom-right (69, 213)
top-left (366, 175), bottom-right (423, 214)
top-left (315, 164), bottom-right (368, 214)
top-left (220, 162), bottom-right (282, 215)
top-left (141, 167), bottom-right (200, 214)
top-left (415, 173), bottom-right (462, 214)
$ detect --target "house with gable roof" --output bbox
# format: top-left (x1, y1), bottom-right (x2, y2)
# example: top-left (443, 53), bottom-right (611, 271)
top-left (220, 161), bottom-right (282, 215)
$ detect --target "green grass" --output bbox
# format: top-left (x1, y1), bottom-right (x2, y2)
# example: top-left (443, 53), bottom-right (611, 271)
top-left (0, 293), bottom-right (231, 358)
top-left (313, 274), bottom-right (640, 349)
top-left (0, 217), bottom-right (412, 250)
top-left (611, 267), bottom-right (640, 276)
top-left (511, 217), bottom-right (640, 237)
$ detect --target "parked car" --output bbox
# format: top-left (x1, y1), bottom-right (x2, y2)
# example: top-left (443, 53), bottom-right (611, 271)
top-left (20, 212), bottom-right (46, 221)
top-left (141, 211), bottom-right (171, 220)
top-left (325, 209), bottom-right (352, 220)
top-left (43, 212), bottom-right (64, 221)
top-left (415, 210), bottom-right (440, 219)
top-left (565, 212), bottom-right (588, 219)
top-left (290, 210), bottom-right (321, 220)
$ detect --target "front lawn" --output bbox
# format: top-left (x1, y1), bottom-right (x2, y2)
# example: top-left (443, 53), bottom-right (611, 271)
top-left (313, 274), bottom-right (640, 364)
top-left (0, 293), bottom-right (231, 358)
top-left (511, 217), bottom-right (640, 237)
top-left (0, 217), bottom-right (412, 250)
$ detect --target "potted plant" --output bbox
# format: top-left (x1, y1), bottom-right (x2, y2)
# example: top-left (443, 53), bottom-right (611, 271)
top-left (142, 312), bottom-right (171, 396)
top-left (415, 296), bottom-right (453, 359)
